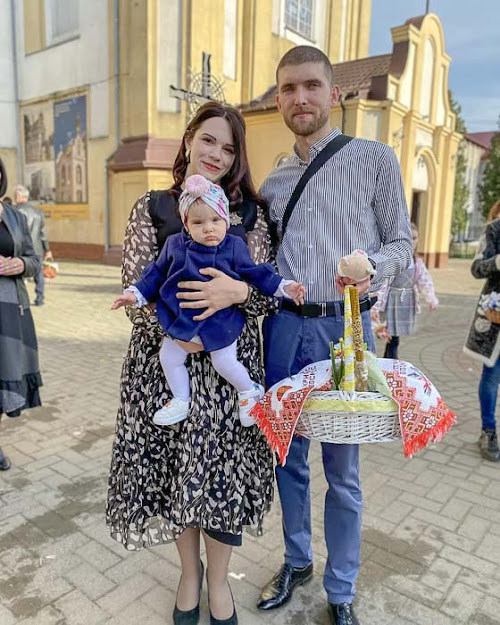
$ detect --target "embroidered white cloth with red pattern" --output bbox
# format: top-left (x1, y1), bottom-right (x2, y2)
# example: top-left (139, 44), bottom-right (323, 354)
top-left (251, 358), bottom-right (456, 465)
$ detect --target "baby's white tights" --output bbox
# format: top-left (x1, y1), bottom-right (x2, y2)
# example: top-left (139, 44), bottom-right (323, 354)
top-left (159, 336), bottom-right (254, 400)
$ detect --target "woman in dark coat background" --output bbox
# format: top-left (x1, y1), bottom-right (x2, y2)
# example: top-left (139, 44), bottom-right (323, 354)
top-left (0, 190), bottom-right (43, 470)
top-left (464, 200), bottom-right (500, 462)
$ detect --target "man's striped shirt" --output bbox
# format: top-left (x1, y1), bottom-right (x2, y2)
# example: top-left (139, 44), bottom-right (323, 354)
top-left (260, 127), bottom-right (413, 302)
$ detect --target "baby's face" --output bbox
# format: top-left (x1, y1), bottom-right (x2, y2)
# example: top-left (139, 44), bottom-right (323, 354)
top-left (412, 230), bottom-right (418, 251)
top-left (186, 199), bottom-right (227, 246)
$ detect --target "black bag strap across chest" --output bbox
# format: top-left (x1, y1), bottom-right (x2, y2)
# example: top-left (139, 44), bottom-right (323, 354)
top-left (281, 134), bottom-right (353, 239)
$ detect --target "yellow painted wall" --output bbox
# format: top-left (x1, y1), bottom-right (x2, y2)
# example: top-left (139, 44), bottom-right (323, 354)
top-left (23, 0), bottom-right (45, 54)
top-left (149, 0), bottom-right (373, 140)
top-left (109, 168), bottom-right (174, 246)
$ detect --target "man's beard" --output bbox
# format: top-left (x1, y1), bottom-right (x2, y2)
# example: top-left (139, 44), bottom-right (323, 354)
top-left (284, 108), bottom-right (330, 136)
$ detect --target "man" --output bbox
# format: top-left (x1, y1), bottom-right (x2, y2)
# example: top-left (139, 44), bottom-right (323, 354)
top-left (258, 46), bottom-right (413, 625)
top-left (14, 185), bottom-right (53, 306)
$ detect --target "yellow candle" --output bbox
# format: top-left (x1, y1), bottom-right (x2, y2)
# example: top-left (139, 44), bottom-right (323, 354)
top-left (341, 285), bottom-right (355, 392)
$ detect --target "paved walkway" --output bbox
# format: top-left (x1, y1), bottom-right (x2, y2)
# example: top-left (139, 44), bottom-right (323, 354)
top-left (0, 259), bottom-right (499, 624)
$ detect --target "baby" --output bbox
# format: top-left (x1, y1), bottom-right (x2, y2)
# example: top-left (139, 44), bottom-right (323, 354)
top-left (112, 175), bottom-right (305, 427)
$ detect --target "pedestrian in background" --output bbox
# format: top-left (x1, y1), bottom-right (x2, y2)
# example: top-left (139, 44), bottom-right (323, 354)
top-left (0, 198), bottom-right (43, 471)
top-left (14, 185), bottom-right (53, 306)
top-left (464, 200), bottom-right (500, 462)
top-left (375, 223), bottom-right (438, 359)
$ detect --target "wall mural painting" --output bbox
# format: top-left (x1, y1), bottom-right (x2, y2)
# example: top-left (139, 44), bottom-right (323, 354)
top-left (22, 95), bottom-right (89, 219)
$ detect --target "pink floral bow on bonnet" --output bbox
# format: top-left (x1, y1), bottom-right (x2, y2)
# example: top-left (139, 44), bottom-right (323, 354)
top-left (179, 174), bottom-right (230, 228)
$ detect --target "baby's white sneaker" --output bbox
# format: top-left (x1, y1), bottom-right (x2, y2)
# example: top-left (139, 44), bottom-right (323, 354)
top-left (153, 398), bottom-right (190, 426)
top-left (238, 383), bottom-right (264, 427)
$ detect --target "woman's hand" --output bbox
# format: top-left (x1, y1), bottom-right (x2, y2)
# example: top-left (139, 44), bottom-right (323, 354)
top-left (0, 256), bottom-right (25, 276)
top-left (177, 267), bottom-right (249, 321)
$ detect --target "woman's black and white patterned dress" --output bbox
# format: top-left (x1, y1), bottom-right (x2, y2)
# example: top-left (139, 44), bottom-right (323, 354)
top-left (106, 192), bottom-right (275, 550)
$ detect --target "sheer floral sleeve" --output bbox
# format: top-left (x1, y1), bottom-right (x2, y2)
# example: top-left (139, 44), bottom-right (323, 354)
top-left (121, 192), bottom-right (158, 323)
top-left (244, 206), bottom-right (279, 318)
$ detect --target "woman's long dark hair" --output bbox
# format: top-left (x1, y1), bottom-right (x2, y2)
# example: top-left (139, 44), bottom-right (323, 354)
top-left (0, 158), bottom-right (7, 197)
top-left (170, 102), bottom-right (262, 210)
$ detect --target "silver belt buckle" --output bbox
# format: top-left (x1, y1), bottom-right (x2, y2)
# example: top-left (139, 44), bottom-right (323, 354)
top-left (320, 302), bottom-right (327, 317)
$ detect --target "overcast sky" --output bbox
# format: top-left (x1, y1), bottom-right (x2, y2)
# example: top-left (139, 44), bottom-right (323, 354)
top-left (369, 0), bottom-right (500, 133)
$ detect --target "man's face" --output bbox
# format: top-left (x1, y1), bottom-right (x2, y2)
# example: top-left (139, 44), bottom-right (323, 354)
top-left (276, 62), bottom-right (339, 137)
top-left (14, 192), bottom-right (27, 204)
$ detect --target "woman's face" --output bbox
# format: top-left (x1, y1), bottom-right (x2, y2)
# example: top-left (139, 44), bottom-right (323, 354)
top-left (185, 117), bottom-right (236, 184)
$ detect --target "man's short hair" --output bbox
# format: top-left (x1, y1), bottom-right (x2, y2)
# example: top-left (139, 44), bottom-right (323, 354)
top-left (14, 185), bottom-right (29, 200)
top-left (276, 45), bottom-right (334, 86)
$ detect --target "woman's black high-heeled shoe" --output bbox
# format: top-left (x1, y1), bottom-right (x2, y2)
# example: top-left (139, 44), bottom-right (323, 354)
top-left (207, 572), bottom-right (238, 625)
top-left (173, 560), bottom-right (204, 625)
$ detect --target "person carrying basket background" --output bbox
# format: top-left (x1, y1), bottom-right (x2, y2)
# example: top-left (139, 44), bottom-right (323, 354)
top-left (464, 199), bottom-right (500, 462)
top-left (258, 46), bottom-right (413, 625)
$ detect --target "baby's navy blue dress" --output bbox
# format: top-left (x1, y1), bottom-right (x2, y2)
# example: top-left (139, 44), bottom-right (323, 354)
top-left (135, 230), bottom-right (281, 352)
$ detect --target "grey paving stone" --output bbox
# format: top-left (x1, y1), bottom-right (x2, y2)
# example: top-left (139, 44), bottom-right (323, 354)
top-left (441, 581), bottom-right (485, 620)
top-left (54, 589), bottom-right (110, 624)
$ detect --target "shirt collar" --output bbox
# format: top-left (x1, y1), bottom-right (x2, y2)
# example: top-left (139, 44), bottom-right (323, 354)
top-left (292, 127), bottom-right (342, 163)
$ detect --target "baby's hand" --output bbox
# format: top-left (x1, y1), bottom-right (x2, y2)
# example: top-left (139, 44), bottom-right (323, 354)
top-left (285, 282), bottom-right (306, 306)
top-left (111, 292), bottom-right (137, 310)
top-left (428, 301), bottom-right (438, 312)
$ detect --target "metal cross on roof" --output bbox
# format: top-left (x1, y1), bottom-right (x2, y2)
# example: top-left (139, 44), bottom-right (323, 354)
top-left (169, 52), bottom-right (226, 120)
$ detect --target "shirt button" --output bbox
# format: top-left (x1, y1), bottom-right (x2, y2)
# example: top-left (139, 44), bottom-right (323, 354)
top-left (308, 207), bottom-right (313, 212)
top-left (308, 245), bottom-right (313, 249)
top-left (309, 281), bottom-right (314, 285)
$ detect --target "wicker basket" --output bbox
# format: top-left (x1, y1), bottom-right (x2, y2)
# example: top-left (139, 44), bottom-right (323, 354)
top-left (296, 390), bottom-right (401, 444)
top-left (485, 309), bottom-right (500, 325)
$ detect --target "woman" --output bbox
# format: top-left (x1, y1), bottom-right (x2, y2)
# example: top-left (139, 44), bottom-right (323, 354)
top-left (106, 103), bottom-right (275, 624)
top-left (464, 199), bottom-right (500, 462)
top-left (0, 198), bottom-right (43, 471)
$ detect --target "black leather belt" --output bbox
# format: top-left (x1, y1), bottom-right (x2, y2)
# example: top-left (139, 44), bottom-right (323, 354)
top-left (281, 297), bottom-right (376, 318)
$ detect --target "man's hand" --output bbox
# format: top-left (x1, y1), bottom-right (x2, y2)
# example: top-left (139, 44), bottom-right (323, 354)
top-left (335, 274), bottom-right (371, 296)
top-left (177, 267), bottom-right (249, 321)
top-left (44, 251), bottom-right (54, 262)
top-left (0, 256), bottom-right (25, 276)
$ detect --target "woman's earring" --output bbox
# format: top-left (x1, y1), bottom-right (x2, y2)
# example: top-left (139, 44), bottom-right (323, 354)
top-left (185, 147), bottom-right (191, 162)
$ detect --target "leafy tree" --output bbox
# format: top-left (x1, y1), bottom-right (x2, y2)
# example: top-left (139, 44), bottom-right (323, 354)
top-left (479, 116), bottom-right (500, 218)
top-left (449, 93), bottom-right (468, 240)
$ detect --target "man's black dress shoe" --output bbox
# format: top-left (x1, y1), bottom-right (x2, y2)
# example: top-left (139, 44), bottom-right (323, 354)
top-left (257, 562), bottom-right (313, 610)
top-left (328, 602), bottom-right (359, 625)
top-left (173, 560), bottom-right (204, 625)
